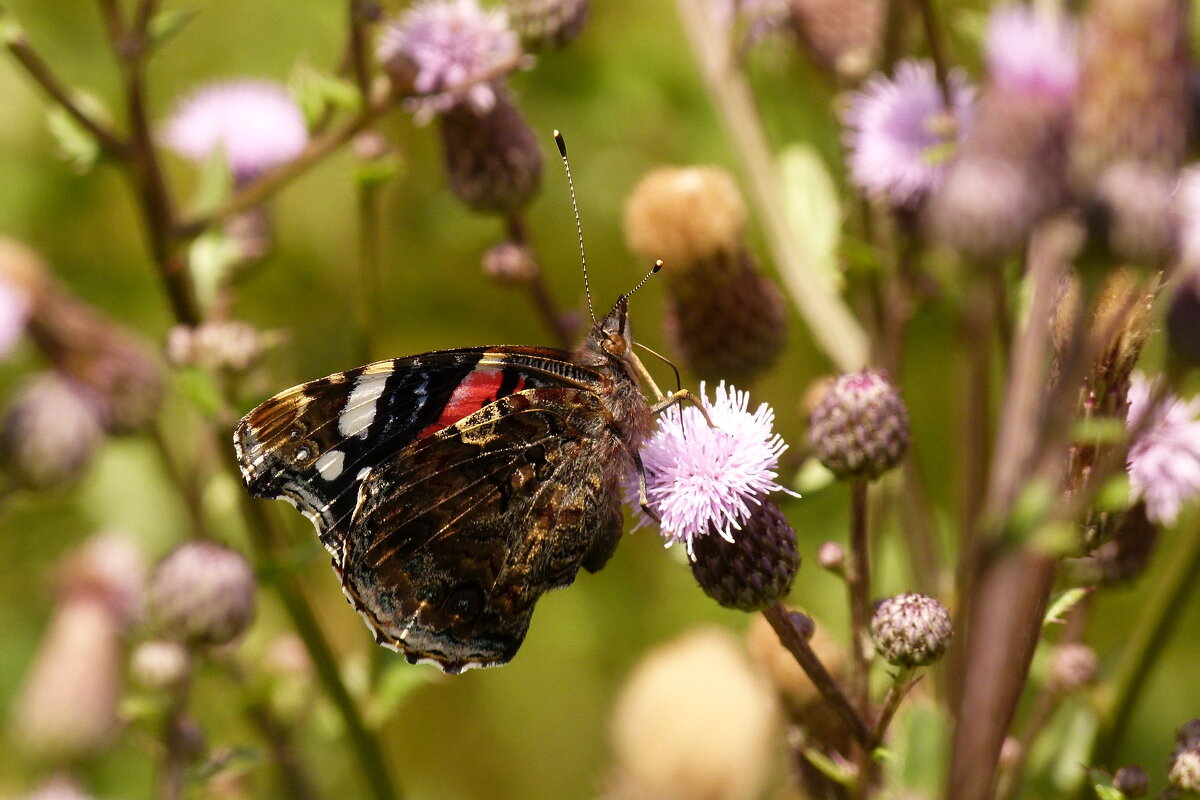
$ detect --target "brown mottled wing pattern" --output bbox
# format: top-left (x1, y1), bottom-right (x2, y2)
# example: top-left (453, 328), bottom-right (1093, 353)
top-left (339, 386), bottom-right (628, 673)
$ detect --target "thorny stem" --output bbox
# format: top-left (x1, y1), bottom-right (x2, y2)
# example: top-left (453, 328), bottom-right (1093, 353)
top-left (506, 212), bottom-right (576, 348)
top-left (763, 602), bottom-right (872, 749)
top-left (847, 481), bottom-right (872, 718)
top-left (1091, 518), bottom-right (1200, 767)
top-left (673, 0), bottom-right (869, 372)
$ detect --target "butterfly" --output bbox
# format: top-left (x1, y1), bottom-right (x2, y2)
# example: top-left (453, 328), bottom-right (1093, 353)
top-left (232, 286), bottom-right (681, 672)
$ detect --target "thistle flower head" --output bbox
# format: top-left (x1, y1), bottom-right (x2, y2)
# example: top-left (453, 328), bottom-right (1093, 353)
top-left (633, 382), bottom-right (792, 558)
top-left (163, 80), bottom-right (309, 182)
top-left (1126, 373), bottom-right (1200, 525)
top-left (378, 0), bottom-right (520, 121)
top-left (844, 59), bottom-right (975, 208)
top-left (984, 5), bottom-right (1079, 101)
top-left (870, 592), bottom-right (953, 668)
top-left (147, 542), bottom-right (256, 647)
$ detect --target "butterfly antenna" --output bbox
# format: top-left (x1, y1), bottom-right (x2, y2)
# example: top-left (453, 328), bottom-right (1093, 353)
top-left (621, 259), bottom-right (663, 303)
top-left (555, 130), bottom-right (596, 324)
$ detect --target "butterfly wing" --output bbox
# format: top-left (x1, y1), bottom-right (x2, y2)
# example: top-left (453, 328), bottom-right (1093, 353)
top-left (234, 347), bottom-right (608, 552)
top-left (338, 386), bottom-right (632, 672)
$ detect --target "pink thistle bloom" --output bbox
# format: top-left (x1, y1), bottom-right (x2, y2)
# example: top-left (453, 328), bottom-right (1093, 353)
top-left (985, 4), bottom-right (1079, 101)
top-left (844, 59), bottom-right (975, 208)
top-left (377, 0), bottom-right (520, 121)
top-left (0, 274), bottom-right (32, 359)
top-left (163, 80), bottom-right (309, 182)
top-left (632, 382), bottom-right (794, 559)
top-left (1126, 373), bottom-right (1200, 525)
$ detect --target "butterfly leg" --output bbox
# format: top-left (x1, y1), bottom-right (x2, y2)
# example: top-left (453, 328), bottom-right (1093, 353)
top-left (650, 389), bottom-right (715, 428)
top-left (631, 449), bottom-right (660, 524)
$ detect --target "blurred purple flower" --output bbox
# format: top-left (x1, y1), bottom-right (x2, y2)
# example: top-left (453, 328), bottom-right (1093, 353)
top-left (163, 80), bottom-right (309, 182)
top-left (378, 0), bottom-right (520, 121)
top-left (1127, 373), bottom-right (1200, 525)
top-left (985, 4), bottom-right (1079, 100)
top-left (632, 382), bottom-right (792, 558)
top-left (0, 274), bottom-right (31, 359)
top-left (844, 59), bottom-right (975, 208)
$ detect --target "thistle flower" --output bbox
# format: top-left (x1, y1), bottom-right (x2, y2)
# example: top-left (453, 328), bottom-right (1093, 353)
top-left (1126, 373), bottom-right (1200, 525)
top-left (843, 59), bottom-right (975, 208)
top-left (147, 542), bottom-right (257, 647)
top-left (870, 592), bottom-right (953, 668)
top-left (632, 382), bottom-right (792, 558)
top-left (163, 80), bottom-right (309, 182)
top-left (608, 628), bottom-right (779, 800)
top-left (378, 0), bottom-right (521, 121)
top-left (984, 5), bottom-right (1079, 100)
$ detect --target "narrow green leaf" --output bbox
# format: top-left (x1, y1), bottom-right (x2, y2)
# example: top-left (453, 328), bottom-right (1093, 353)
top-left (1044, 587), bottom-right (1092, 626)
top-left (778, 142), bottom-right (843, 292)
top-left (802, 746), bottom-right (856, 786)
top-left (147, 9), bottom-right (198, 50)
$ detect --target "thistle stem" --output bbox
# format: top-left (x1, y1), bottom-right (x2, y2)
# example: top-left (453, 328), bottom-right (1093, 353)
top-left (848, 481), bottom-right (872, 717)
top-left (763, 602), bottom-right (872, 749)
top-left (871, 667), bottom-right (915, 747)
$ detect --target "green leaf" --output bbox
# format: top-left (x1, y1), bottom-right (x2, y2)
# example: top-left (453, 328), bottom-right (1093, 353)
top-left (188, 229), bottom-right (242, 312)
top-left (354, 157), bottom-right (402, 189)
top-left (172, 367), bottom-right (223, 419)
top-left (1044, 587), bottom-right (1092, 626)
top-left (290, 61), bottom-right (361, 126)
top-left (147, 9), bottom-right (198, 50)
top-left (801, 746), bottom-right (856, 786)
top-left (778, 142), bottom-right (843, 292)
top-left (794, 456), bottom-right (835, 494)
top-left (189, 148), bottom-right (233, 217)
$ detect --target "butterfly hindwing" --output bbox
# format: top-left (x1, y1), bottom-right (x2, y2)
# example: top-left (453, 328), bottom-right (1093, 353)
top-left (339, 386), bottom-right (627, 672)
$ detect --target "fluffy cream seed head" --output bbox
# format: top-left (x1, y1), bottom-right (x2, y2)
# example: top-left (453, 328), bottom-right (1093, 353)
top-left (624, 166), bottom-right (747, 269)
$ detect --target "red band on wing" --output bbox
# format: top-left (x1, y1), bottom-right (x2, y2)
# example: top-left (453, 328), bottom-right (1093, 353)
top-left (418, 368), bottom-right (526, 439)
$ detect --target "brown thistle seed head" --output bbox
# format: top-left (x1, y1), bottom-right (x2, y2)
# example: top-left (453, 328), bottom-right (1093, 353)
top-left (147, 542), bottom-right (257, 648)
top-left (624, 166), bottom-right (747, 268)
top-left (809, 370), bottom-right (909, 481)
top-left (1069, 0), bottom-right (1190, 190)
top-left (505, 0), bottom-right (588, 50)
top-left (1048, 643), bottom-right (1097, 691)
top-left (438, 90), bottom-right (542, 214)
top-left (1, 372), bottom-right (105, 490)
top-left (788, 0), bottom-right (882, 82)
top-left (481, 241), bottom-right (538, 283)
top-left (870, 593), bottom-right (953, 668)
top-left (660, 250), bottom-right (789, 383)
top-left (1113, 765), bottom-right (1149, 798)
top-left (689, 501), bottom-right (800, 612)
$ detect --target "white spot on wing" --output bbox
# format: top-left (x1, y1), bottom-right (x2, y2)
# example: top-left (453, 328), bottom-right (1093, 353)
top-left (338, 372), bottom-right (390, 438)
top-left (315, 449), bottom-right (346, 481)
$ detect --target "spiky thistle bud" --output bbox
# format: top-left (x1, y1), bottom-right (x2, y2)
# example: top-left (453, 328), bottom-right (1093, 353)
top-left (624, 166), bottom-right (787, 383)
top-left (817, 540), bottom-right (845, 574)
top-left (809, 370), bottom-right (909, 481)
top-left (505, 0), bottom-right (588, 50)
top-left (870, 593), bottom-right (953, 668)
top-left (689, 501), bottom-right (800, 611)
top-left (1, 372), bottom-right (105, 490)
top-left (147, 543), bottom-right (256, 648)
top-left (438, 91), bottom-right (543, 214)
top-left (1113, 765), bottom-right (1149, 798)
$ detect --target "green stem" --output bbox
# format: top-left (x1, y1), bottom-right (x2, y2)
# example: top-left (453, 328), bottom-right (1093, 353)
top-left (1092, 519), bottom-right (1200, 766)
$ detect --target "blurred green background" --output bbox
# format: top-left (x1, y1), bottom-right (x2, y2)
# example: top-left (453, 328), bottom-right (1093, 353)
top-left (2, 1), bottom-right (1200, 798)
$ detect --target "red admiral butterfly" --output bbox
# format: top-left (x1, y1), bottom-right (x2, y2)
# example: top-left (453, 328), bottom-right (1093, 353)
top-left (234, 135), bottom-right (674, 673)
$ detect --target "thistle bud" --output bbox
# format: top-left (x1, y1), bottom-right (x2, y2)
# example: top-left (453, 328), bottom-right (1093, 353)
top-left (438, 91), bottom-right (542, 214)
top-left (505, 0), bottom-right (588, 50)
top-left (816, 540), bottom-right (845, 574)
top-left (1087, 161), bottom-right (1177, 267)
top-left (147, 542), bottom-right (256, 648)
top-left (624, 167), bottom-right (787, 383)
top-left (689, 501), bottom-right (800, 612)
top-left (789, 0), bottom-right (882, 81)
top-left (1, 372), bottom-right (104, 490)
top-left (870, 593), bottom-right (953, 668)
top-left (1048, 643), bottom-right (1097, 692)
top-left (166, 321), bottom-right (269, 373)
top-left (1113, 765), bottom-right (1149, 798)
top-left (481, 241), bottom-right (538, 283)
top-left (809, 370), bottom-right (909, 481)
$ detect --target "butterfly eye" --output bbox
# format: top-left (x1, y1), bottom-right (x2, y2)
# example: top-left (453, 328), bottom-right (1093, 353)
top-left (602, 333), bottom-right (627, 357)
top-left (443, 584), bottom-right (484, 622)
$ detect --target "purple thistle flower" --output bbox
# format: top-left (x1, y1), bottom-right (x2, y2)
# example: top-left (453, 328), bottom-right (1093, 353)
top-left (0, 274), bottom-right (31, 360)
top-left (1126, 373), bottom-right (1200, 525)
top-left (163, 80), bottom-right (309, 182)
top-left (844, 59), bottom-right (975, 208)
top-left (985, 4), bottom-right (1079, 101)
top-left (632, 382), bottom-right (793, 558)
top-left (378, 0), bottom-right (521, 121)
